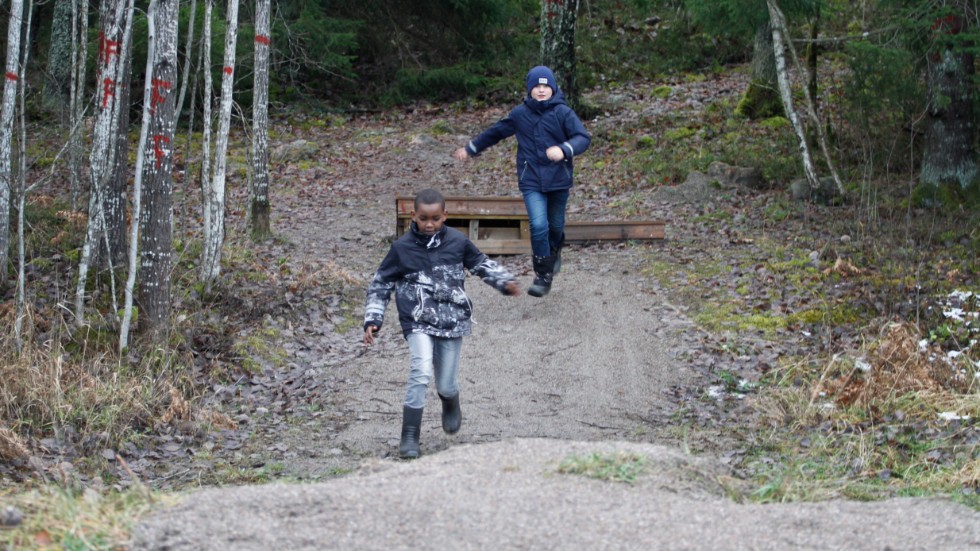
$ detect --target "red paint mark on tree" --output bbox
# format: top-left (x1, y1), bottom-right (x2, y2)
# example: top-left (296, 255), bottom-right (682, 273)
top-left (150, 79), bottom-right (172, 113)
top-left (932, 15), bottom-right (963, 35)
top-left (102, 78), bottom-right (116, 108)
top-left (100, 34), bottom-right (120, 66)
top-left (152, 135), bottom-right (171, 168)
top-left (545, 0), bottom-right (564, 20)
top-left (255, 34), bottom-right (271, 46)
top-left (5, 72), bottom-right (18, 81)
top-left (223, 66), bottom-right (233, 76)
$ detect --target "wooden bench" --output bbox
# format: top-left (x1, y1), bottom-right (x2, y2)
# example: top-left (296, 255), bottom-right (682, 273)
top-left (395, 196), bottom-right (665, 255)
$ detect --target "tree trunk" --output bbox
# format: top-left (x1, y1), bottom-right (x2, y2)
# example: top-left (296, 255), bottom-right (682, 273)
top-left (250, 0), bottom-right (271, 241)
top-left (920, 15), bottom-right (977, 191)
top-left (74, 0), bottom-right (134, 325)
top-left (736, 20), bottom-right (782, 120)
top-left (69, 0), bottom-right (91, 211)
top-left (14, 0), bottom-right (35, 349)
top-left (0, 0), bottom-right (25, 290)
top-left (103, 20), bottom-right (133, 269)
top-left (43, 0), bottom-right (73, 118)
top-left (540, 0), bottom-right (579, 109)
top-left (125, 0), bottom-right (178, 346)
top-left (766, 0), bottom-right (819, 189)
top-left (174, 0), bottom-right (196, 129)
top-left (200, 0), bottom-right (239, 288)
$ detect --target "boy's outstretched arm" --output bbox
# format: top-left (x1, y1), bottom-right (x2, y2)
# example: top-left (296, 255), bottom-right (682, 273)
top-left (454, 112), bottom-right (518, 162)
top-left (363, 249), bottom-right (400, 346)
top-left (464, 242), bottom-right (520, 296)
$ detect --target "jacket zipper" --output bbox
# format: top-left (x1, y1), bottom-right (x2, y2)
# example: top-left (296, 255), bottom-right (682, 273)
top-left (520, 161), bottom-right (529, 182)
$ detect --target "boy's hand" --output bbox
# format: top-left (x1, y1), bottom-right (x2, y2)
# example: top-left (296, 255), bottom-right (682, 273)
top-left (503, 281), bottom-right (521, 296)
top-left (546, 146), bottom-right (565, 162)
top-left (454, 147), bottom-right (470, 162)
top-left (363, 326), bottom-right (378, 346)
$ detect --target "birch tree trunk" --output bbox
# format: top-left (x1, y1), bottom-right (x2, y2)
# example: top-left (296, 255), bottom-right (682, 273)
top-left (768, 0), bottom-right (844, 197)
top-left (200, 0), bottom-right (239, 288)
top-left (199, 0), bottom-right (213, 254)
top-left (69, 0), bottom-right (90, 211)
top-left (15, 0), bottom-right (35, 349)
top-left (250, 0), bottom-right (271, 240)
top-left (74, 0), bottom-right (134, 325)
top-left (540, 0), bottom-right (579, 109)
top-left (920, 13), bottom-right (977, 191)
top-left (0, 0), bottom-right (25, 290)
top-left (104, 19), bottom-right (133, 268)
top-left (174, 0), bottom-right (196, 128)
top-left (43, 0), bottom-right (73, 117)
top-left (129, 0), bottom-right (179, 344)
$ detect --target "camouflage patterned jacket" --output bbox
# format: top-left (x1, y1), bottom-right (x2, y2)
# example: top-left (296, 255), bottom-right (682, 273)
top-left (364, 223), bottom-right (516, 338)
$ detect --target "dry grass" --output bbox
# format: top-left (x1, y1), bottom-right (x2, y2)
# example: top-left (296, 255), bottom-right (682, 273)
top-left (0, 425), bottom-right (29, 461)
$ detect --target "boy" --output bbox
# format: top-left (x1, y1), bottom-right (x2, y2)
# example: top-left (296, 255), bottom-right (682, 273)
top-left (454, 65), bottom-right (591, 297)
top-left (363, 188), bottom-right (520, 459)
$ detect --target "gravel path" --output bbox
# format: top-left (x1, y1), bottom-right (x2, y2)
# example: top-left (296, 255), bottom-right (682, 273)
top-left (133, 439), bottom-right (980, 550)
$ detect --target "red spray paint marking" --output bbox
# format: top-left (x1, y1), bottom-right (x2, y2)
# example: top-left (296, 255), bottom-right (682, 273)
top-left (255, 34), bottom-right (271, 46)
top-left (546, 0), bottom-right (564, 20)
top-left (102, 78), bottom-right (116, 108)
top-left (150, 79), bottom-right (172, 113)
top-left (152, 135), bottom-right (171, 168)
top-left (5, 72), bottom-right (18, 81)
top-left (223, 66), bottom-right (233, 76)
top-left (101, 35), bottom-right (120, 65)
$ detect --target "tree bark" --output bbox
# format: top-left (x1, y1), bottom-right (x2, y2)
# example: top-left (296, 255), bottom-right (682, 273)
top-left (540, 0), bottom-right (579, 109)
top-left (767, 0), bottom-right (818, 189)
top-left (69, 0), bottom-right (91, 211)
top-left (0, 0), bottom-right (25, 290)
top-left (736, 20), bottom-right (782, 119)
top-left (250, 0), bottom-right (271, 240)
top-left (103, 17), bottom-right (133, 269)
top-left (174, 0), bottom-right (196, 128)
top-left (200, 0), bottom-right (239, 288)
top-left (43, 0), bottom-right (73, 118)
top-left (920, 15), bottom-right (977, 191)
top-left (15, 0), bottom-right (35, 349)
top-left (124, 0), bottom-right (178, 346)
top-left (74, 0), bottom-right (134, 325)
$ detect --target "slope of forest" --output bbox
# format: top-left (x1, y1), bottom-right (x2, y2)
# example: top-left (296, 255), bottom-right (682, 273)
top-left (1, 0), bottom-right (979, 547)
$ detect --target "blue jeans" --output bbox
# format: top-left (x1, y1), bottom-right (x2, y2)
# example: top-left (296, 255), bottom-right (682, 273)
top-left (522, 189), bottom-right (569, 257)
top-left (404, 333), bottom-right (463, 409)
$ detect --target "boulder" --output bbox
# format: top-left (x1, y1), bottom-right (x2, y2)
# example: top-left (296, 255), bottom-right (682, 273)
top-left (272, 139), bottom-right (320, 164)
top-left (706, 161), bottom-right (765, 190)
top-left (789, 176), bottom-right (844, 205)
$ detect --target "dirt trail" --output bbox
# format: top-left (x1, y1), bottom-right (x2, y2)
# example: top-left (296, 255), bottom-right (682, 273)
top-left (132, 99), bottom-right (980, 548)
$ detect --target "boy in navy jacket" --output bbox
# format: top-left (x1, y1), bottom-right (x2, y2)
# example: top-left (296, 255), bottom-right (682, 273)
top-left (455, 65), bottom-right (591, 297)
top-left (363, 188), bottom-right (520, 458)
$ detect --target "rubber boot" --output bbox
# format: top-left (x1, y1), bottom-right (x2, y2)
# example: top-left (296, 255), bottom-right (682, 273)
top-left (438, 393), bottom-right (462, 434)
top-left (551, 233), bottom-right (565, 275)
top-left (399, 406), bottom-right (423, 459)
top-left (527, 255), bottom-right (556, 298)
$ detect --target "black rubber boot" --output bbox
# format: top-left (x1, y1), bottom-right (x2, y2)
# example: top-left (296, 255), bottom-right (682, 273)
top-left (399, 406), bottom-right (423, 459)
top-left (551, 233), bottom-right (565, 275)
top-left (438, 393), bottom-right (462, 434)
top-left (527, 255), bottom-right (556, 298)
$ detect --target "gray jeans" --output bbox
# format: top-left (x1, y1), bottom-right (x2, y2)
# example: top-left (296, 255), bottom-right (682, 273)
top-left (404, 333), bottom-right (462, 409)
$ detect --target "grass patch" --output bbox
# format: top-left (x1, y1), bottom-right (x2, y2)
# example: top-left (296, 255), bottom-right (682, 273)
top-left (557, 451), bottom-right (648, 484)
top-left (0, 485), bottom-right (168, 550)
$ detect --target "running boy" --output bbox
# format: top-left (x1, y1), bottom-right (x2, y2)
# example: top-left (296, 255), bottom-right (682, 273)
top-left (454, 65), bottom-right (591, 297)
top-left (363, 188), bottom-right (520, 459)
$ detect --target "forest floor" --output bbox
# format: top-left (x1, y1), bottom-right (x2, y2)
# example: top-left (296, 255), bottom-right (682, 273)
top-left (5, 68), bottom-right (979, 548)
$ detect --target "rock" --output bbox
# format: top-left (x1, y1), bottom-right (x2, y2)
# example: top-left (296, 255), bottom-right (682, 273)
top-left (706, 161), bottom-right (765, 190)
top-left (0, 506), bottom-right (23, 528)
top-left (789, 177), bottom-right (844, 205)
top-left (272, 139), bottom-right (320, 164)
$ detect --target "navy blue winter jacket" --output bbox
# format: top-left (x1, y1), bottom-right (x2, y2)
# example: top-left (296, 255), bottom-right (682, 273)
top-left (465, 91), bottom-right (591, 193)
top-left (364, 223), bottom-right (516, 338)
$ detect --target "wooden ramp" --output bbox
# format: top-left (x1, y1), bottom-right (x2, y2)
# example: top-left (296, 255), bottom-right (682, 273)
top-left (395, 196), bottom-right (665, 255)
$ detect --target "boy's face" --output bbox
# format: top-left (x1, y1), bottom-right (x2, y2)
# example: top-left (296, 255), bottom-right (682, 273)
top-left (412, 202), bottom-right (446, 236)
top-left (531, 84), bottom-right (553, 102)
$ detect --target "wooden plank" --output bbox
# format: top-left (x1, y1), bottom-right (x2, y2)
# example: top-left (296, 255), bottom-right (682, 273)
top-left (396, 195), bottom-right (526, 217)
top-left (565, 221), bottom-right (665, 241)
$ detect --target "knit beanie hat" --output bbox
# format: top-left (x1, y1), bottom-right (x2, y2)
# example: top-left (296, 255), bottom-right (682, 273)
top-left (526, 66), bottom-right (558, 95)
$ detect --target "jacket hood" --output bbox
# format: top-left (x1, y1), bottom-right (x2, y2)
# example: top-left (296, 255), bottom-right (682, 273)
top-left (526, 66), bottom-right (559, 95)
